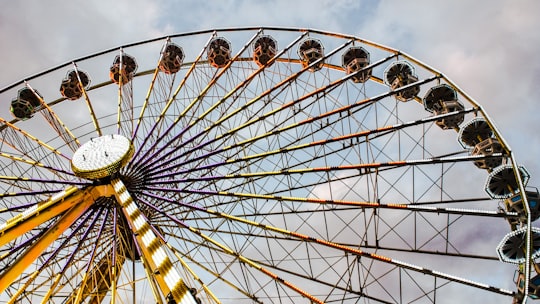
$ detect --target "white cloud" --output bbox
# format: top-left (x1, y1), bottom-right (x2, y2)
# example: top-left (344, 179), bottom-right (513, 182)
top-left (0, 0), bottom-right (168, 84)
top-left (1, 0), bottom-right (538, 302)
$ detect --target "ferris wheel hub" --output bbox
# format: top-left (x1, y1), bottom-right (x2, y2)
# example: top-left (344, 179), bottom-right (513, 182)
top-left (71, 134), bottom-right (134, 180)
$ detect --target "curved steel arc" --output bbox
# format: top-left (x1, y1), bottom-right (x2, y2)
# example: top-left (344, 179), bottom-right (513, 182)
top-left (131, 39), bottom-right (169, 143)
top-left (0, 27), bottom-right (527, 303)
top-left (24, 82), bottom-right (80, 152)
top-left (0, 26), bottom-right (401, 94)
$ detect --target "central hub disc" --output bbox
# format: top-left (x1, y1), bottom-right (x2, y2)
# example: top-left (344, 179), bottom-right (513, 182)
top-left (71, 134), bottom-right (133, 180)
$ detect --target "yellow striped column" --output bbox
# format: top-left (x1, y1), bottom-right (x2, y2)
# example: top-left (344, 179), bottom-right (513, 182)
top-left (112, 178), bottom-right (197, 304)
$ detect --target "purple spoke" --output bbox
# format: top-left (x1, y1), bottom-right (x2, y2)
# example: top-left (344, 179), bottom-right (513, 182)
top-left (140, 69), bottom-right (437, 180)
top-left (1, 228), bottom-right (46, 262)
top-left (0, 204), bottom-right (100, 290)
top-left (127, 34), bottom-right (218, 169)
top-left (80, 206), bottom-right (112, 279)
top-left (54, 206), bottom-right (105, 275)
top-left (135, 44), bottom-right (354, 176)
top-left (129, 33), bottom-right (311, 175)
top-left (140, 191), bottom-right (205, 213)
top-left (34, 206), bottom-right (102, 278)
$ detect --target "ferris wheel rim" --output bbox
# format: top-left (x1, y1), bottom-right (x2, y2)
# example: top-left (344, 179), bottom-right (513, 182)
top-left (0, 26), bottom-right (534, 303)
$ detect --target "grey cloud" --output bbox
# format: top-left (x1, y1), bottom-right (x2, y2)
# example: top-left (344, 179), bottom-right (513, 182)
top-left (0, 0), bottom-right (538, 302)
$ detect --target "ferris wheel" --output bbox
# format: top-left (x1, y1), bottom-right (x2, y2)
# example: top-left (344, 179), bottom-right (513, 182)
top-left (0, 27), bottom-right (538, 303)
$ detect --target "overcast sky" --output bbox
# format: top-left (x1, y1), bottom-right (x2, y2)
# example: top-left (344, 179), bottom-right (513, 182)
top-left (0, 0), bottom-right (539, 302)
top-left (1, 0), bottom-right (538, 181)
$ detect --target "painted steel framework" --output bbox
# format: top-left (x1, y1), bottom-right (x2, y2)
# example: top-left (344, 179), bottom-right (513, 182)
top-left (0, 27), bottom-right (535, 303)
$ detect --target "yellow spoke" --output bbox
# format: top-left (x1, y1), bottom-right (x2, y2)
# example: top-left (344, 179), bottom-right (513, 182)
top-left (131, 40), bottom-right (166, 142)
top-left (162, 232), bottom-right (221, 304)
top-left (73, 62), bottom-right (102, 136)
top-left (0, 186), bottom-right (78, 247)
top-left (0, 186), bottom-right (103, 294)
top-left (0, 117), bottom-right (70, 160)
top-left (25, 82), bottom-right (80, 151)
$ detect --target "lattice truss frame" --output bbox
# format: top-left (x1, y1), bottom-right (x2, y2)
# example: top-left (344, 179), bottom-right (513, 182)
top-left (0, 27), bottom-right (535, 304)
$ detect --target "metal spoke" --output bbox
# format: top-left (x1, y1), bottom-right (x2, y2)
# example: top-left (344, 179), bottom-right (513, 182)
top-left (0, 27), bottom-right (530, 303)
